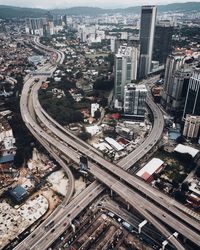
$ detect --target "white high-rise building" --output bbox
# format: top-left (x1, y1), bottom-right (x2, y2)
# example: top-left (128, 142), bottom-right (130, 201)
top-left (163, 54), bottom-right (185, 95)
top-left (91, 103), bottom-right (100, 118)
top-left (183, 115), bottom-right (200, 139)
top-left (78, 25), bottom-right (97, 43)
top-left (114, 44), bottom-right (139, 109)
top-left (110, 38), bottom-right (116, 52)
top-left (139, 5), bottom-right (157, 79)
top-left (124, 84), bottom-right (147, 117)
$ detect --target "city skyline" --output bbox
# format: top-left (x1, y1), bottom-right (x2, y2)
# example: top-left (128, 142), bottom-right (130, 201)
top-left (0, 0), bottom-right (199, 9)
top-left (0, 2), bottom-right (200, 250)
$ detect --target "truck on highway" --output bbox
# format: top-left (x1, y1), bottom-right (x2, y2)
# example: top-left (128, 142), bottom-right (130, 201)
top-left (122, 221), bottom-right (134, 232)
top-left (44, 220), bottom-right (54, 230)
top-left (107, 212), bottom-right (115, 218)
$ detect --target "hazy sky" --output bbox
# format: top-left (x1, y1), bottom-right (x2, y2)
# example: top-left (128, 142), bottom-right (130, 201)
top-left (0, 0), bottom-right (198, 9)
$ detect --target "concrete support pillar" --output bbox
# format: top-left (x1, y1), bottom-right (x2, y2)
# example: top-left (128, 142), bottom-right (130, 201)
top-left (127, 203), bottom-right (130, 210)
top-left (138, 219), bottom-right (148, 234)
top-left (110, 189), bottom-right (113, 197)
top-left (173, 232), bottom-right (178, 238)
top-left (70, 220), bottom-right (75, 233)
top-left (162, 240), bottom-right (168, 250)
top-left (162, 232), bottom-right (178, 249)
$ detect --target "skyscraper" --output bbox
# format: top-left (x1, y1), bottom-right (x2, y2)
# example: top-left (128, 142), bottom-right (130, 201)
top-left (62, 15), bottom-right (67, 26)
top-left (114, 44), bottom-right (139, 109)
top-left (153, 23), bottom-right (174, 65)
top-left (124, 84), bottom-right (147, 118)
top-left (162, 67), bottom-right (191, 114)
top-left (161, 53), bottom-right (187, 112)
top-left (183, 68), bottom-right (200, 118)
top-left (139, 5), bottom-right (157, 79)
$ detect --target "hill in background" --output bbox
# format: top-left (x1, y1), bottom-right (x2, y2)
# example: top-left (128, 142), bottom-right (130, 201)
top-left (0, 5), bottom-right (45, 19)
top-left (0, 2), bottom-right (200, 19)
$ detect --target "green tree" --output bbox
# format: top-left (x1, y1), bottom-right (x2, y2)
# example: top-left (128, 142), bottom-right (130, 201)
top-left (174, 152), bottom-right (195, 172)
top-left (196, 166), bottom-right (200, 178)
top-left (174, 190), bottom-right (187, 204)
top-left (155, 180), bottom-right (165, 190)
top-left (93, 78), bottom-right (114, 91)
top-left (76, 71), bottom-right (83, 79)
top-left (153, 173), bottom-right (160, 180)
top-left (176, 136), bottom-right (186, 144)
top-left (94, 109), bottom-right (101, 119)
top-left (181, 182), bottom-right (189, 192)
top-left (172, 179), bottom-right (179, 189)
top-left (99, 96), bottom-right (108, 107)
top-left (59, 78), bottom-right (76, 91)
top-left (14, 152), bottom-right (24, 168)
top-left (78, 132), bottom-right (91, 141)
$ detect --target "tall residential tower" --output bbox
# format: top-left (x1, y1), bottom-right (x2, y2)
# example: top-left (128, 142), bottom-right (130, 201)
top-left (124, 84), bottom-right (147, 118)
top-left (161, 53), bottom-right (187, 113)
top-left (114, 44), bottom-right (139, 109)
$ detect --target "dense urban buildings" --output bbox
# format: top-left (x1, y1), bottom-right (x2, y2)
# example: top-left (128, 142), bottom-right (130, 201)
top-left (25, 18), bottom-right (46, 36)
top-left (1, 2), bottom-right (200, 250)
top-left (138, 5), bottom-right (157, 79)
top-left (25, 13), bottom-right (64, 37)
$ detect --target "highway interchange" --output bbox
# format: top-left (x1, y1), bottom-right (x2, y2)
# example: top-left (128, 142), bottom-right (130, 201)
top-left (14, 37), bottom-right (200, 250)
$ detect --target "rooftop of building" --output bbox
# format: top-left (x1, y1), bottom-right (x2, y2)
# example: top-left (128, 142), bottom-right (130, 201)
top-left (185, 114), bottom-right (200, 120)
top-left (116, 44), bottom-right (134, 57)
top-left (136, 158), bottom-right (164, 180)
top-left (8, 185), bottom-right (28, 203)
top-left (142, 5), bottom-right (156, 9)
top-left (125, 83), bottom-right (147, 91)
top-left (174, 144), bottom-right (199, 158)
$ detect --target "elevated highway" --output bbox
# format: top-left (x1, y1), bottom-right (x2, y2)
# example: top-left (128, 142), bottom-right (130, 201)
top-left (33, 36), bottom-right (65, 65)
top-left (17, 74), bottom-right (200, 250)
top-left (21, 73), bottom-right (75, 205)
top-left (32, 81), bottom-right (200, 230)
top-left (15, 37), bottom-right (200, 250)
